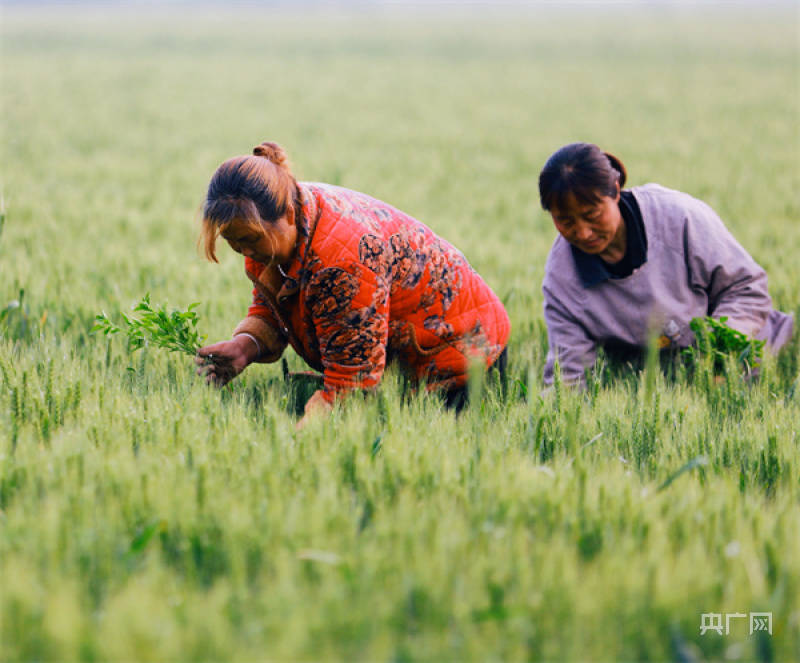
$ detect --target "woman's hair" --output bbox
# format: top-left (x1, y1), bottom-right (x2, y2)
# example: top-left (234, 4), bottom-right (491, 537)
top-left (538, 142), bottom-right (627, 211)
top-left (200, 141), bottom-right (298, 262)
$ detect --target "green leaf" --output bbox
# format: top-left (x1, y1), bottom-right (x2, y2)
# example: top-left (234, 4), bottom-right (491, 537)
top-left (657, 455), bottom-right (708, 492)
top-left (129, 520), bottom-right (162, 554)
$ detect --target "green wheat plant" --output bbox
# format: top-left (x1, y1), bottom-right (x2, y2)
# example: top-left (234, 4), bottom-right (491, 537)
top-left (0, 193), bottom-right (6, 241)
top-left (91, 294), bottom-right (205, 356)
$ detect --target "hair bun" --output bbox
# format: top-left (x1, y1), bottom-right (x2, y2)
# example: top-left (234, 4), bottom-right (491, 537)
top-left (603, 151), bottom-right (627, 189)
top-left (253, 141), bottom-right (288, 168)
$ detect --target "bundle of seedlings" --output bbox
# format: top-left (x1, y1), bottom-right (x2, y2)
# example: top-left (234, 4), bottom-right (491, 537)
top-left (91, 294), bottom-right (205, 356)
top-left (683, 315), bottom-right (765, 375)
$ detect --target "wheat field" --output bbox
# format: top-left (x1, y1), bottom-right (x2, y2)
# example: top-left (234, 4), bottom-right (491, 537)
top-left (1, 4), bottom-right (799, 661)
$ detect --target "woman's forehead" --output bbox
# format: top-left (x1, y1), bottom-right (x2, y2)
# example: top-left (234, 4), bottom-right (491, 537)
top-left (551, 192), bottom-right (603, 216)
top-left (221, 217), bottom-right (261, 238)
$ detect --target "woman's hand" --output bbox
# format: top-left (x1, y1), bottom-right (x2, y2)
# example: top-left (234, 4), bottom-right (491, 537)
top-left (295, 389), bottom-right (334, 431)
top-left (195, 336), bottom-right (260, 388)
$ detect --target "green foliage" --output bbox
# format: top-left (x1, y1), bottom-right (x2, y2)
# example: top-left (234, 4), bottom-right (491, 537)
top-left (683, 315), bottom-right (766, 373)
top-left (91, 294), bottom-right (205, 356)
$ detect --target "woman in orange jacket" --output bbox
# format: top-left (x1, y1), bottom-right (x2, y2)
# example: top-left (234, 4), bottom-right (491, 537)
top-left (196, 141), bottom-right (510, 428)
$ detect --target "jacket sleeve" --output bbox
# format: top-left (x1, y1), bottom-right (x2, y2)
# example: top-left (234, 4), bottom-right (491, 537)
top-left (683, 201), bottom-right (772, 337)
top-left (542, 281), bottom-right (596, 387)
top-left (306, 261), bottom-right (390, 404)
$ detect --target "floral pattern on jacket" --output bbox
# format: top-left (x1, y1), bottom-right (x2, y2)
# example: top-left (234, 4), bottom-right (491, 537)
top-left (238, 183), bottom-right (510, 403)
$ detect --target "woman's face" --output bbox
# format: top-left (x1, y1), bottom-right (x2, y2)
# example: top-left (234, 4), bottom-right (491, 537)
top-left (549, 188), bottom-right (624, 259)
top-left (221, 211), bottom-right (298, 266)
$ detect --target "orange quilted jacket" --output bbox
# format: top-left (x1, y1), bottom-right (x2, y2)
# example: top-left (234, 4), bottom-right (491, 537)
top-left (234, 183), bottom-right (510, 404)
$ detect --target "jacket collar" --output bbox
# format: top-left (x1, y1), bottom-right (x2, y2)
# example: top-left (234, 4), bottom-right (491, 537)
top-left (571, 246), bottom-right (613, 288)
top-left (274, 183), bottom-right (320, 305)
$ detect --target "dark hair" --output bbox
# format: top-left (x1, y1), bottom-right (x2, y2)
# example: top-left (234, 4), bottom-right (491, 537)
top-left (201, 141), bottom-right (298, 262)
top-left (538, 142), bottom-right (627, 211)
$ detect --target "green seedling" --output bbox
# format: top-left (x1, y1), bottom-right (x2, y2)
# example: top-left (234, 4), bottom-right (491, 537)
top-left (92, 294), bottom-right (205, 356)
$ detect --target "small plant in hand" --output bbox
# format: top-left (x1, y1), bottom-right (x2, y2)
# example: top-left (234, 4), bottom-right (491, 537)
top-left (92, 294), bottom-right (206, 356)
top-left (683, 315), bottom-right (765, 373)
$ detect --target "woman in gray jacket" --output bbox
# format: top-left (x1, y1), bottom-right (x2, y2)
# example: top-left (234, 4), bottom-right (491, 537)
top-left (539, 142), bottom-right (793, 385)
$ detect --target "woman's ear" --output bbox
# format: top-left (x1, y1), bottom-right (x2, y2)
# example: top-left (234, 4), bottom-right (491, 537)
top-left (614, 180), bottom-right (621, 202)
top-left (286, 204), bottom-right (296, 226)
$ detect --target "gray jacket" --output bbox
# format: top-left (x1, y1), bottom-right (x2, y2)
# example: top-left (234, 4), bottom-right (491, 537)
top-left (542, 184), bottom-right (794, 384)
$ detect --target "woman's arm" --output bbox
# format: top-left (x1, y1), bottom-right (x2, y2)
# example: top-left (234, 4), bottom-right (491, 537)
top-left (231, 285), bottom-right (288, 363)
top-left (542, 282), bottom-right (597, 387)
top-left (683, 200), bottom-right (772, 337)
